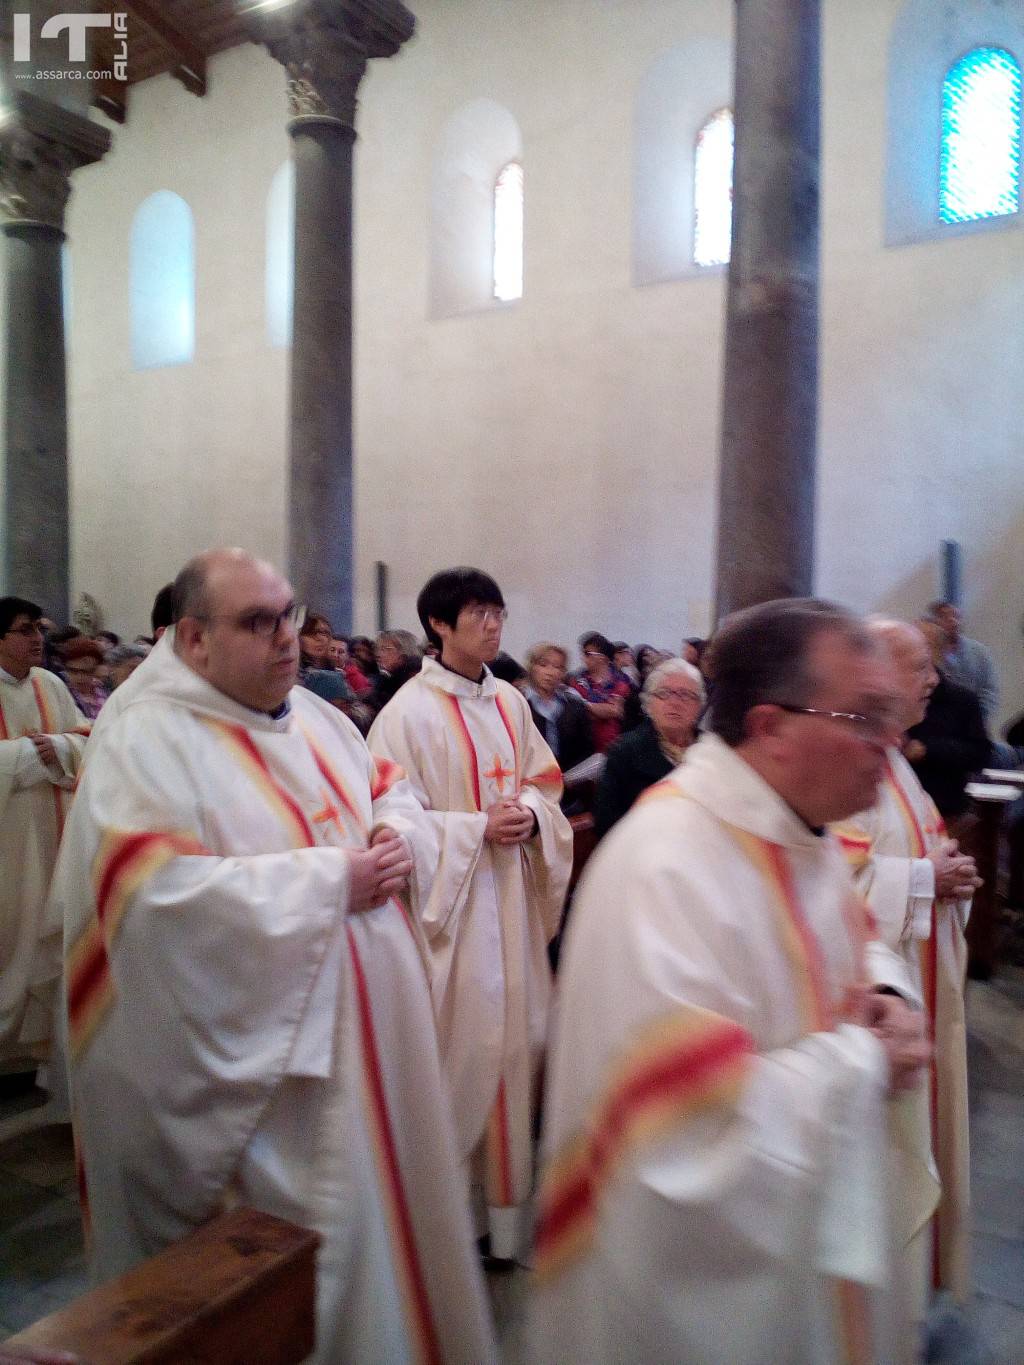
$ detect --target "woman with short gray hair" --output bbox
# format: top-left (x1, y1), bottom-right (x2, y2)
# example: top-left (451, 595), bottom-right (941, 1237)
top-left (593, 657), bottom-right (704, 838)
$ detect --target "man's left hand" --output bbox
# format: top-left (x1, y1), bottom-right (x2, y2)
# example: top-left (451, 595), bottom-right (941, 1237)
top-left (30, 732), bottom-right (57, 767)
top-left (867, 991), bottom-right (931, 1094)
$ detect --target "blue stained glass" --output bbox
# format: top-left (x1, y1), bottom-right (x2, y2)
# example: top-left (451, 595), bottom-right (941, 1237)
top-left (940, 47), bottom-right (1022, 224)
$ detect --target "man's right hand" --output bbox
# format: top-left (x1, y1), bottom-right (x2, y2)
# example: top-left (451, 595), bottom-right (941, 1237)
top-left (348, 834), bottom-right (412, 913)
top-left (928, 838), bottom-right (982, 899)
top-left (29, 732), bottom-right (58, 767)
top-left (484, 801), bottom-right (534, 845)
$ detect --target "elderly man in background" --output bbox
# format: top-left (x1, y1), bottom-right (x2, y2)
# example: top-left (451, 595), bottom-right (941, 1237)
top-left (926, 601), bottom-right (999, 724)
top-left (0, 597), bottom-right (89, 1085)
top-left (593, 656), bottom-right (704, 838)
top-left (531, 599), bottom-right (928, 1364)
top-left (832, 618), bottom-right (980, 1318)
top-left (49, 549), bottom-right (497, 1365)
top-left (368, 630), bottom-right (423, 716)
top-left (906, 620), bottom-right (991, 822)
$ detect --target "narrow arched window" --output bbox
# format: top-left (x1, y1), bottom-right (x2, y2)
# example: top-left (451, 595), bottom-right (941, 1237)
top-left (694, 108), bottom-right (734, 268)
top-left (493, 160), bottom-right (524, 302)
top-left (940, 47), bottom-right (1022, 224)
top-left (130, 191), bottom-right (195, 370)
top-left (266, 160), bottom-right (295, 348)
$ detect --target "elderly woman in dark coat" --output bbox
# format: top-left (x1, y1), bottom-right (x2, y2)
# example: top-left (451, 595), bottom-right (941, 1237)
top-left (593, 656), bottom-right (704, 839)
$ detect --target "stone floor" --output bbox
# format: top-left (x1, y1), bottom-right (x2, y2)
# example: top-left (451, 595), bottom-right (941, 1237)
top-left (2, 970), bottom-right (1024, 1360)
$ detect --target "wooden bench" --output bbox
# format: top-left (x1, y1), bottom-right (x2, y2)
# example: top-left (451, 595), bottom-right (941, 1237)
top-left (4, 1207), bottom-right (320, 1365)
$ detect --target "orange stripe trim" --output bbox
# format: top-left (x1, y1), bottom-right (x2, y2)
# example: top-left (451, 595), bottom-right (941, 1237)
top-left (371, 756), bottom-right (406, 803)
top-left (486, 1079), bottom-right (515, 1207)
top-left (346, 927), bottom-right (443, 1365)
top-left (535, 1010), bottom-right (752, 1279)
top-left (68, 830), bottom-right (210, 1059)
top-left (204, 719), bottom-right (315, 848)
top-left (31, 675), bottom-right (56, 733)
top-left (885, 760), bottom-right (927, 857)
top-left (493, 693), bottom-right (521, 790)
top-left (441, 694), bottom-right (481, 812)
top-left (301, 726), bottom-right (367, 839)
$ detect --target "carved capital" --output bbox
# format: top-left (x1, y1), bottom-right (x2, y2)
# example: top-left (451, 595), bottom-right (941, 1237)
top-left (256, 0), bottom-right (415, 129)
top-left (0, 91), bottom-right (111, 231)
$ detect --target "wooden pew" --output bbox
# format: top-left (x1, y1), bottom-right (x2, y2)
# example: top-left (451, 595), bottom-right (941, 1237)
top-left (963, 780), bottom-right (1019, 980)
top-left (4, 1207), bottom-right (320, 1365)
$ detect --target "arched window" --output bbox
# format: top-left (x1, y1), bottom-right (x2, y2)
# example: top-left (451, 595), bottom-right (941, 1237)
top-left (130, 190), bottom-right (195, 370)
top-left (266, 160), bottom-right (295, 348)
top-left (940, 47), bottom-right (1022, 223)
top-left (694, 108), bottom-right (734, 267)
top-left (493, 160), bottom-right (524, 302)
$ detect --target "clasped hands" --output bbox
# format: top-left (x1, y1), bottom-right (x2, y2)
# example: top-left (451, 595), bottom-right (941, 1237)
top-left (928, 838), bottom-right (982, 901)
top-left (28, 730), bottom-right (57, 767)
top-left (845, 986), bottom-right (932, 1096)
top-left (484, 797), bottom-right (535, 846)
top-left (348, 828), bottom-right (413, 914)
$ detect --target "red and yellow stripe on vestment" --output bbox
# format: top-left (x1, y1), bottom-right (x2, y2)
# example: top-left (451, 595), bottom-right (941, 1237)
top-left (636, 778), bottom-right (680, 806)
top-left (439, 695), bottom-right (481, 812)
top-left (29, 675), bottom-right (76, 835)
top-left (729, 828), bottom-right (834, 1032)
top-left (493, 693), bottom-right (521, 791)
top-left (534, 1006), bottom-right (752, 1280)
top-left (300, 724), bottom-right (366, 840)
top-left (346, 925), bottom-right (443, 1365)
top-left (203, 718), bottom-right (315, 847)
top-left (832, 826), bottom-right (872, 874)
top-left (370, 755), bottom-right (405, 803)
top-left (522, 762), bottom-right (563, 800)
top-left (67, 829), bottom-right (209, 1059)
top-left (485, 1078), bottom-right (515, 1208)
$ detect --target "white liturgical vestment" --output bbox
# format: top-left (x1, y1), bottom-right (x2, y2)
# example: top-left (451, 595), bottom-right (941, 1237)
top-left (50, 648), bottom-right (497, 1365)
top-left (0, 666), bottom-right (88, 1064)
top-left (530, 735), bottom-right (914, 1365)
top-left (369, 657), bottom-right (572, 1248)
top-left (833, 748), bottom-right (971, 1305)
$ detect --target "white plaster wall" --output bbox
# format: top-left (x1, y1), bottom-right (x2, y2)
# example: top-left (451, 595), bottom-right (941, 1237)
top-left (51, 0), bottom-right (1024, 724)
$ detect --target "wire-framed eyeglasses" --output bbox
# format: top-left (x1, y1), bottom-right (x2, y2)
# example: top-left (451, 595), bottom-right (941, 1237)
top-left (776, 703), bottom-right (898, 741)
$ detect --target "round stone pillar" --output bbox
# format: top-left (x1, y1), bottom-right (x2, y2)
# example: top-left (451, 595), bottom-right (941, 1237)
top-left (0, 93), bottom-right (110, 620)
top-left (258, 0), bottom-right (414, 632)
top-left (714, 0), bottom-right (821, 620)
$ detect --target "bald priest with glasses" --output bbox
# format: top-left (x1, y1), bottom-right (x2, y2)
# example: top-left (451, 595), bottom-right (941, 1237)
top-left (49, 550), bottom-right (497, 1365)
top-left (369, 567), bottom-right (573, 1264)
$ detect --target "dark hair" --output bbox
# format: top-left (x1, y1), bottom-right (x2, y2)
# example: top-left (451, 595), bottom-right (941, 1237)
top-left (151, 583), bottom-right (176, 634)
top-left (299, 612), bottom-right (333, 639)
top-left (926, 600), bottom-right (955, 617)
top-left (63, 636), bottom-right (105, 666)
top-left (48, 625), bottom-right (82, 650)
top-left (490, 651), bottom-right (527, 686)
top-left (417, 567), bottom-right (504, 650)
top-left (579, 631), bottom-right (615, 661)
top-left (96, 630), bottom-right (120, 647)
top-left (706, 598), bottom-right (870, 748)
top-left (0, 596), bottom-right (42, 638)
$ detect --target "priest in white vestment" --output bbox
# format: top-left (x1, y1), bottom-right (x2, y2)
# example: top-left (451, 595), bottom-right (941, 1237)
top-left (368, 568), bottom-right (572, 1260)
top-left (0, 597), bottom-right (89, 1070)
top-left (531, 599), bottom-right (931, 1365)
top-left (49, 551), bottom-right (497, 1365)
top-left (832, 620), bottom-right (978, 1308)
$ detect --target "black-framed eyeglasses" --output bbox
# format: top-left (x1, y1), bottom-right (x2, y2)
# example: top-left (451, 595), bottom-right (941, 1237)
top-left (776, 703), bottom-right (897, 741)
top-left (5, 622), bottom-right (45, 637)
top-left (195, 603), bottom-right (305, 638)
top-left (650, 688), bottom-right (702, 704)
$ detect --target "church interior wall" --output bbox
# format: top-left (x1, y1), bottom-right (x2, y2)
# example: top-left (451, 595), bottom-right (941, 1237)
top-left (52, 0), bottom-right (1024, 722)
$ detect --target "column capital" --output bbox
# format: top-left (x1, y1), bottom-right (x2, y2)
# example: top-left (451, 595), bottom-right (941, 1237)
top-left (0, 91), bottom-right (111, 232)
top-left (255, 0), bottom-right (415, 129)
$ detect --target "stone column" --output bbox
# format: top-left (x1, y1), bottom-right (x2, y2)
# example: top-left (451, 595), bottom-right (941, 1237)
top-left (257, 0), bottom-right (414, 632)
top-left (0, 92), bottom-right (110, 620)
top-left (713, 0), bottom-right (821, 620)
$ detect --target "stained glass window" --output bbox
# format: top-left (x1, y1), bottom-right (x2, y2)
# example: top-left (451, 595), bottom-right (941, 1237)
top-left (694, 108), bottom-right (734, 268)
top-left (940, 47), bottom-right (1022, 224)
top-left (493, 161), bottom-right (523, 302)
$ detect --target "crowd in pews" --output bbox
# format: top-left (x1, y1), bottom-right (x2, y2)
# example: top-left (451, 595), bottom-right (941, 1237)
top-left (0, 565), bottom-right (1018, 1363)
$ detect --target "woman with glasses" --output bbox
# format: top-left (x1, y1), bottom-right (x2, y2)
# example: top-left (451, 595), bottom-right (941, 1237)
top-left (62, 637), bottom-right (109, 720)
top-left (593, 657), bottom-right (705, 838)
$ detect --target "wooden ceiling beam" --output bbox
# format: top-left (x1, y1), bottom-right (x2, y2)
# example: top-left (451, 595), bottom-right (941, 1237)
top-left (126, 0), bottom-right (208, 96)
